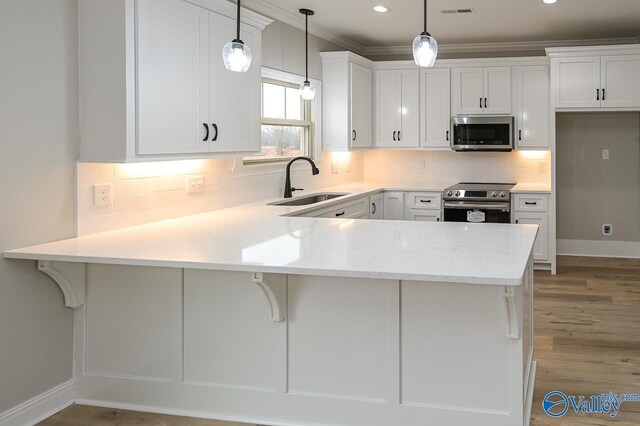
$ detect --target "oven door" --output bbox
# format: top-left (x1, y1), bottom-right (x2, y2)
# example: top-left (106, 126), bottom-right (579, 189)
top-left (443, 201), bottom-right (511, 224)
top-left (451, 116), bottom-right (514, 151)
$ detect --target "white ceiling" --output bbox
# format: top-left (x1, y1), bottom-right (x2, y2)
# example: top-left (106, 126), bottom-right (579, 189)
top-left (243, 0), bottom-right (640, 54)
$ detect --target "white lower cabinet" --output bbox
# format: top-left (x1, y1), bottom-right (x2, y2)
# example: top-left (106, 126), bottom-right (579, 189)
top-left (308, 197), bottom-right (370, 219)
top-left (383, 192), bottom-right (405, 220)
top-left (513, 193), bottom-right (550, 262)
top-left (405, 210), bottom-right (442, 222)
top-left (370, 193), bottom-right (384, 220)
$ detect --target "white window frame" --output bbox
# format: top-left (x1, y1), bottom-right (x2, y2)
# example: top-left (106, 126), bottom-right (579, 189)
top-left (239, 68), bottom-right (322, 169)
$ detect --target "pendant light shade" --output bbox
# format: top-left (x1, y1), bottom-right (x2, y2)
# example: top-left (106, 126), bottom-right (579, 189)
top-left (299, 81), bottom-right (316, 100)
top-left (299, 8), bottom-right (316, 100)
top-left (412, 0), bottom-right (438, 67)
top-left (223, 0), bottom-right (252, 72)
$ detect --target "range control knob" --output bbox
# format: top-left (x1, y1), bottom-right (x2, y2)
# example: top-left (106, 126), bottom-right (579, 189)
top-left (455, 191), bottom-right (461, 197)
top-left (491, 191), bottom-right (498, 198)
top-left (447, 191), bottom-right (453, 197)
top-left (500, 192), bottom-right (506, 198)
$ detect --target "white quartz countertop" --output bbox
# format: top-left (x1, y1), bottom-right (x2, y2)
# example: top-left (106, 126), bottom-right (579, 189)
top-left (511, 183), bottom-right (552, 193)
top-left (3, 181), bottom-right (539, 286)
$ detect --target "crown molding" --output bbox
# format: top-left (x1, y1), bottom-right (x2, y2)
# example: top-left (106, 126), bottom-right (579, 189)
top-left (364, 37), bottom-right (640, 57)
top-left (241, 0), bottom-right (366, 55)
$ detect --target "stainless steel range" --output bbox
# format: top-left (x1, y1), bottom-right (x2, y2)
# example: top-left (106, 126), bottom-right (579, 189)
top-left (443, 183), bottom-right (516, 223)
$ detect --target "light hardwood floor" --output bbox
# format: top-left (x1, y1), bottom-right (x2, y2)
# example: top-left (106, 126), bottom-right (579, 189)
top-left (40, 256), bottom-right (640, 426)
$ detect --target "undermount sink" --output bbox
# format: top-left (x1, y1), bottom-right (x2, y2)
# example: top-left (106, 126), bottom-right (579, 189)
top-left (269, 193), bottom-right (349, 206)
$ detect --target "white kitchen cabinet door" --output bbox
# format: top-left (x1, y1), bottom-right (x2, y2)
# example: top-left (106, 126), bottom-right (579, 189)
top-left (351, 63), bottom-right (373, 148)
top-left (398, 70), bottom-right (420, 148)
top-left (383, 192), bottom-right (404, 220)
top-left (552, 56), bottom-right (601, 108)
top-left (209, 13), bottom-right (261, 153)
top-left (375, 70), bottom-right (400, 147)
top-left (451, 67), bottom-right (484, 115)
top-left (136, 0), bottom-right (211, 155)
top-left (483, 67), bottom-right (511, 114)
top-left (515, 212), bottom-right (548, 261)
top-left (514, 66), bottom-right (549, 149)
top-left (404, 210), bottom-right (442, 222)
top-left (601, 55), bottom-right (640, 108)
top-left (370, 193), bottom-right (384, 220)
top-left (421, 68), bottom-right (451, 149)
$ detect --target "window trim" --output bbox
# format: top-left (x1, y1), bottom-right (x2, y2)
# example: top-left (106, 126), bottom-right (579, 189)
top-left (241, 68), bottom-right (322, 167)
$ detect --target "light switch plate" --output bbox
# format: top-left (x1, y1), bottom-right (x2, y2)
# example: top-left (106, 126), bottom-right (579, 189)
top-left (602, 149), bottom-right (610, 160)
top-left (93, 183), bottom-right (112, 207)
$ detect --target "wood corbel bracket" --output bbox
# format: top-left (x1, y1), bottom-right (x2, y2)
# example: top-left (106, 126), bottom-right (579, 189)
top-left (37, 261), bottom-right (86, 309)
top-left (252, 272), bottom-right (287, 322)
top-left (503, 286), bottom-right (520, 340)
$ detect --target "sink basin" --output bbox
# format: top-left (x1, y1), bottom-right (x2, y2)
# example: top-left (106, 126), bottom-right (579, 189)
top-left (269, 193), bottom-right (349, 206)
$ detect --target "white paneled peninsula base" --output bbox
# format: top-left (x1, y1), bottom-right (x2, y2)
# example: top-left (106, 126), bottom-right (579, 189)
top-left (4, 183), bottom-right (538, 426)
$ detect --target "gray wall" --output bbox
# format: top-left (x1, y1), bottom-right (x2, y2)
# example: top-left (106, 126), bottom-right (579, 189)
top-left (262, 20), bottom-right (343, 80)
top-left (0, 0), bottom-right (77, 412)
top-left (557, 112), bottom-right (640, 242)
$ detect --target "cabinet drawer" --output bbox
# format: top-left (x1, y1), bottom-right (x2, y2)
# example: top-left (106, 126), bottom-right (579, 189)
top-left (404, 209), bottom-right (442, 222)
top-left (405, 192), bottom-right (442, 210)
top-left (513, 194), bottom-right (548, 212)
top-left (315, 198), bottom-right (369, 219)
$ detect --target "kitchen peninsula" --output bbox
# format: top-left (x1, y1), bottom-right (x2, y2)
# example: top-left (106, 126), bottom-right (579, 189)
top-left (4, 182), bottom-right (538, 426)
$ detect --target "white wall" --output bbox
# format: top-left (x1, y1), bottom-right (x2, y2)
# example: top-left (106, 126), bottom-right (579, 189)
top-left (0, 0), bottom-right (77, 414)
top-left (364, 150), bottom-right (551, 184)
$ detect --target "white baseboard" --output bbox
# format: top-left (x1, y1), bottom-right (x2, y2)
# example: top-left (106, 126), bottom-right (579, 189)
top-left (0, 379), bottom-right (76, 426)
top-left (557, 239), bottom-right (640, 259)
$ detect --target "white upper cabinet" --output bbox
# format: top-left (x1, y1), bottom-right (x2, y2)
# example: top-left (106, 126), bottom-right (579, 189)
top-left (551, 56), bottom-right (600, 108)
top-left (321, 52), bottom-right (373, 151)
top-left (351, 63), bottom-right (373, 148)
top-left (451, 67), bottom-right (484, 115)
top-left (420, 68), bottom-right (451, 149)
top-left (78, 0), bottom-right (270, 162)
top-left (137, 0), bottom-right (210, 155)
top-left (548, 46), bottom-right (640, 109)
top-left (452, 67), bottom-right (511, 115)
top-left (209, 12), bottom-right (261, 153)
top-left (601, 55), bottom-right (640, 108)
top-left (374, 69), bottom-right (420, 148)
top-left (513, 66), bottom-right (549, 149)
top-left (483, 67), bottom-right (512, 114)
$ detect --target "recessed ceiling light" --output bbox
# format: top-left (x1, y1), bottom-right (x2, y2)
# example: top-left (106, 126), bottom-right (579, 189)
top-left (373, 5), bottom-right (389, 13)
top-left (543, 0), bottom-right (557, 4)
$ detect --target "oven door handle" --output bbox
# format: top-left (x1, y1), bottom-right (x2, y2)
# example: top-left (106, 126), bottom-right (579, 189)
top-left (443, 201), bottom-right (511, 211)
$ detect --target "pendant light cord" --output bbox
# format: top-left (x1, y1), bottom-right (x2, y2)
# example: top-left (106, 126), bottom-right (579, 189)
top-left (423, 0), bottom-right (428, 34)
top-left (235, 0), bottom-right (241, 41)
top-left (305, 12), bottom-right (309, 81)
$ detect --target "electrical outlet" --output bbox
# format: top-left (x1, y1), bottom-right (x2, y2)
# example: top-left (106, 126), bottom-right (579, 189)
top-left (346, 161), bottom-right (352, 173)
top-left (419, 159), bottom-right (426, 170)
top-left (602, 149), bottom-right (610, 160)
top-left (331, 163), bottom-right (338, 174)
top-left (602, 224), bottom-right (613, 236)
top-left (93, 183), bottom-right (112, 207)
top-left (186, 176), bottom-right (205, 194)
top-left (539, 161), bottom-right (546, 172)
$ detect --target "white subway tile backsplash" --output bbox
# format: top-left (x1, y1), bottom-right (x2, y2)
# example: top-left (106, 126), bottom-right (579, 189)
top-left (77, 152), bottom-right (364, 235)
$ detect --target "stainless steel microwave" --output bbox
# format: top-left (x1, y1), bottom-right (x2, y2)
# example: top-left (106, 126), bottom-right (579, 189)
top-left (451, 116), bottom-right (515, 152)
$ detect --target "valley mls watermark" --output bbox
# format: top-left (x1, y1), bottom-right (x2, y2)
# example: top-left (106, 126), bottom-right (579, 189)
top-left (543, 391), bottom-right (640, 418)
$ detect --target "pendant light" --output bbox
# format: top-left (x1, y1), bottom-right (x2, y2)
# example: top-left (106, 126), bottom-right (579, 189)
top-left (412, 0), bottom-right (438, 67)
top-left (222, 0), bottom-right (252, 72)
top-left (299, 8), bottom-right (316, 100)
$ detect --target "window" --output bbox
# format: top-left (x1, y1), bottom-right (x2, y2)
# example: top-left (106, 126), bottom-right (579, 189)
top-left (244, 75), bottom-right (314, 164)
